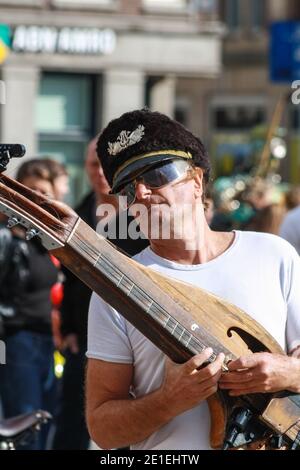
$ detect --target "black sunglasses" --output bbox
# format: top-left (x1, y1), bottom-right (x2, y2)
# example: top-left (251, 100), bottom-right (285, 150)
top-left (116, 159), bottom-right (193, 208)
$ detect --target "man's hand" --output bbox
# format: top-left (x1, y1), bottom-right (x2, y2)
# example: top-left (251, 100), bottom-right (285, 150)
top-left (62, 333), bottom-right (79, 354)
top-left (219, 352), bottom-right (300, 396)
top-left (159, 348), bottom-right (225, 417)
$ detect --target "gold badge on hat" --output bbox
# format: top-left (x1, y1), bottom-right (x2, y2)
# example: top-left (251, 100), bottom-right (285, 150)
top-left (108, 125), bottom-right (145, 156)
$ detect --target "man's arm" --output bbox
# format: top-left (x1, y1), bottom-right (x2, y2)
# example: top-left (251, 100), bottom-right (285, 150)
top-left (86, 348), bottom-right (224, 449)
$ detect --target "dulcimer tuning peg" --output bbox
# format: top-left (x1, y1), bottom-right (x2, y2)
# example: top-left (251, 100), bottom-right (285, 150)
top-left (7, 216), bottom-right (19, 228)
top-left (25, 228), bottom-right (39, 241)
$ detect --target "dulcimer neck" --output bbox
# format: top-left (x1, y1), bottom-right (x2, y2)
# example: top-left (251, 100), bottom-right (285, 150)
top-left (52, 217), bottom-right (230, 364)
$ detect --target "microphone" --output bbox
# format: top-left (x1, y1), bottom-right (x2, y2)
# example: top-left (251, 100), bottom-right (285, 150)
top-left (0, 144), bottom-right (26, 172)
top-left (0, 144), bottom-right (26, 158)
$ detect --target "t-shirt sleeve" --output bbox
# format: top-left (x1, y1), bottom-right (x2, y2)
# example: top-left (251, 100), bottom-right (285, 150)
top-left (86, 292), bottom-right (133, 364)
top-left (285, 246), bottom-right (300, 352)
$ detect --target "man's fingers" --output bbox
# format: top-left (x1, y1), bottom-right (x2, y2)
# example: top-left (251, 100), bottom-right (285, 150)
top-left (197, 353), bottom-right (225, 383)
top-left (220, 371), bottom-right (254, 384)
top-left (184, 348), bottom-right (214, 374)
top-left (227, 355), bottom-right (258, 371)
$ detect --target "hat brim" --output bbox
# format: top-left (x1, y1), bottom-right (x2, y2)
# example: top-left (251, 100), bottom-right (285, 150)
top-left (111, 153), bottom-right (191, 193)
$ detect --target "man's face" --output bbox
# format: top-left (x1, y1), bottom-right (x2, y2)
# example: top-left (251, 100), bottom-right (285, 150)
top-left (126, 163), bottom-right (204, 241)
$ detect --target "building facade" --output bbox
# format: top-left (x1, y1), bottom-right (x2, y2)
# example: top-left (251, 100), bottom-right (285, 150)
top-left (0, 0), bottom-right (223, 204)
top-left (1, 0), bottom-right (299, 203)
top-left (206, 0), bottom-right (300, 183)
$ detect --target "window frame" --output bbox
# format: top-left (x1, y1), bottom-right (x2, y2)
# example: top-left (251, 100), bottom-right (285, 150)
top-left (210, 95), bottom-right (267, 133)
top-left (51, 0), bottom-right (119, 11)
top-left (224, 0), bottom-right (240, 32)
top-left (221, 0), bottom-right (267, 34)
top-left (36, 71), bottom-right (97, 206)
top-left (141, 0), bottom-right (188, 14)
top-left (0, 0), bottom-right (43, 6)
top-left (250, 0), bottom-right (267, 33)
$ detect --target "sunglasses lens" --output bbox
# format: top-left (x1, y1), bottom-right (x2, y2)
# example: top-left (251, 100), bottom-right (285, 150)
top-left (142, 159), bottom-right (190, 187)
top-left (117, 159), bottom-right (191, 207)
top-left (119, 183), bottom-right (136, 208)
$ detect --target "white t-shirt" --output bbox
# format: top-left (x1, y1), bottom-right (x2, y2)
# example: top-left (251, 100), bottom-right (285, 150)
top-left (280, 205), bottom-right (300, 255)
top-left (87, 231), bottom-right (300, 450)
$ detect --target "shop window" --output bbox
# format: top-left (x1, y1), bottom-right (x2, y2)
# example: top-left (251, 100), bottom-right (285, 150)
top-left (175, 97), bottom-right (190, 127)
top-left (221, 0), bottom-right (266, 32)
top-left (223, 0), bottom-right (239, 31)
top-left (213, 105), bottom-right (265, 131)
top-left (36, 73), bottom-right (95, 206)
top-left (291, 105), bottom-right (300, 131)
top-left (189, 0), bottom-right (217, 14)
top-left (251, 0), bottom-right (266, 31)
top-left (210, 97), bottom-right (266, 177)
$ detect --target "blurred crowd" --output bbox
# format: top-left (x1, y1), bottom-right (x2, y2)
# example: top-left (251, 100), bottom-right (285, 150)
top-left (210, 176), bottom-right (300, 240)
top-left (0, 137), bottom-right (300, 450)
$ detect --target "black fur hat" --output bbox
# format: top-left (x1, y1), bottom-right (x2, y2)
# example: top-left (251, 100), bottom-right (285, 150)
top-left (97, 109), bottom-right (211, 193)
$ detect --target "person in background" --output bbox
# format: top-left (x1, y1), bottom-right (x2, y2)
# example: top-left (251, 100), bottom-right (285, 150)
top-left (284, 186), bottom-right (300, 212)
top-left (52, 140), bottom-right (102, 450)
top-left (16, 159), bottom-right (56, 197)
top-left (0, 159), bottom-right (59, 450)
top-left (212, 178), bottom-right (275, 232)
top-left (42, 159), bottom-right (70, 350)
top-left (279, 184), bottom-right (300, 255)
top-left (241, 178), bottom-right (274, 212)
top-left (246, 203), bottom-right (286, 235)
top-left (52, 138), bottom-right (148, 450)
top-left (43, 158), bottom-right (69, 202)
top-left (204, 187), bottom-right (215, 226)
top-left (279, 203), bottom-right (300, 255)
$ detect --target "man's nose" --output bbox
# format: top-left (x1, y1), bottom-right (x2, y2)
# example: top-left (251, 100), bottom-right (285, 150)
top-left (135, 181), bottom-right (152, 201)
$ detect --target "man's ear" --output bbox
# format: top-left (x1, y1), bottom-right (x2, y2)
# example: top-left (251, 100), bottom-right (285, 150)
top-left (193, 168), bottom-right (204, 200)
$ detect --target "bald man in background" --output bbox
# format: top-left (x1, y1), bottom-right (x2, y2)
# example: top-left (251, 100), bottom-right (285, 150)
top-left (53, 138), bottom-right (148, 450)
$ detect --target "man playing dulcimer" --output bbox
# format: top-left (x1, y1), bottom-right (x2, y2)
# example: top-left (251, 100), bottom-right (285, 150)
top-left (84, 109), bottom-right (300, 450)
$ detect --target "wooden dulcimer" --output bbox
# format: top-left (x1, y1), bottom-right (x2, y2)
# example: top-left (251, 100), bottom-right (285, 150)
top-left (0, 170), bottom-right (300, 450)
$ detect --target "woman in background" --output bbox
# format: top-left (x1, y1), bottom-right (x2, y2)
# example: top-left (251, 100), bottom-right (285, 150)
top-left (43, 158), bottom-right (69, 202)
